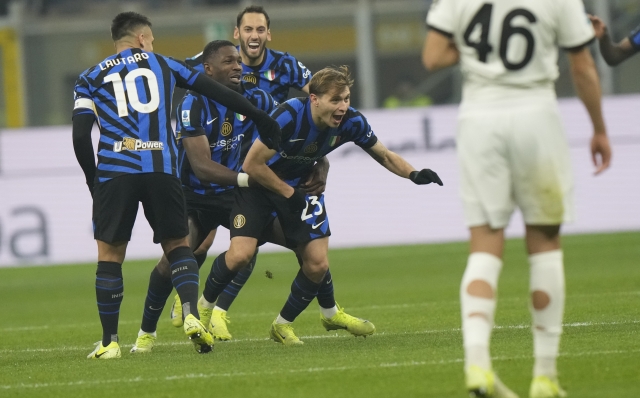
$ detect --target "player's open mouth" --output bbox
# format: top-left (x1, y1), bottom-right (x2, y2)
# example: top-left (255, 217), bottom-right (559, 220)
top-left (230, 74), bottom-right (241, 83)
top-left (248, 42), bottom-right (260, 51)
top-left (332, 114), bottom-right (344, 124)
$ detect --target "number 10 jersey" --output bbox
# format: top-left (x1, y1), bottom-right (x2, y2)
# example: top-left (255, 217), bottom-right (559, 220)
top-left (426, 0), bottom-right (594, 103)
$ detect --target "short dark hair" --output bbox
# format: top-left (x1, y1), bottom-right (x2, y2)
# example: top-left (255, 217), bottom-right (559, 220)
top-left (111, 12), bottom-right (152, 41)
top-left (309, 65), bottom-right (354, 96)
top-left (236, 5), bottom-right (270, 28)
top-left (202, 40), bottom-right (236, 63)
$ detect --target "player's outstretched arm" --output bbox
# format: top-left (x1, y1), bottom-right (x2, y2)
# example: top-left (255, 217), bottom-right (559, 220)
top-left (72, 113), bottom-right (97, 196)
top-left (589, 15), bottom-right (636, 66)
top-left (422, 29), bottom-right (460, 72)
top-left (182, 135), bottom-right (248, 187)
top-left (189, 74), bottom-right (281, 149)
top-left (364, 141), bottom-right (443, 185)
top-left (567, 46), bottom-right (612, 175)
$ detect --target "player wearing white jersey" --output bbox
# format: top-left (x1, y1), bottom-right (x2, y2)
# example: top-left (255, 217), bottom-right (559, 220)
top-left (423, 1), bottom-right (612, 397)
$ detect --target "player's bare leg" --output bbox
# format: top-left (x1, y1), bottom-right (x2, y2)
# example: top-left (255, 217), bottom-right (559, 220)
top-left (462, 226), bottom-right (517, 397)
top-left (526, 225), bottom-right (566, 398)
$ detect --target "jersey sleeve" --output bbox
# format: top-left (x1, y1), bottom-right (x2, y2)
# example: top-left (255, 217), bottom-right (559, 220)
top-left (348, 110), bottom-right (378, 149)
top-left (177, 94), bottom-right (206, 138)
top-left (628, 24), bottom-right (640, 51)
top-left (72, 76), bottom-right (96, 119)
top-left (164, 55), bottom-right (201, 89)
top-left (270, 104), bottom-right (296, 141)
top-left (284, 53), bottom-right (312, 90)
top-left (556, 0), bottom-right (595, 49)
top-left (426, 0), bottom-right (456, 38)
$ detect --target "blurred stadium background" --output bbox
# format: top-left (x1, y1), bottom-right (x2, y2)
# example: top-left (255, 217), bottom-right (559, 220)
top-left (0, 0), bottom-right (639, 268)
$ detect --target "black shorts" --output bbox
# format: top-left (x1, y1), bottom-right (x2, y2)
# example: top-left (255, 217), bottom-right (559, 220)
top-left (184, 189), bottom-right (235, 232)
top-left (92, 173), bottom-right (188, 244)
top-left (229, 187), bottom-right (331, 247)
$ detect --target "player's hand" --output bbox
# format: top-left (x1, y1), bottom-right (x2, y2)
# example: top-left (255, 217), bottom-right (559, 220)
top-left (409, 169), bottom-right (443, 186)
top-left (254, 111), bottom-right (282, 150)
top-left (591, 133), bottom-right (611, 175)
top-left (588, 15), bottom-right (607, 39)
top-left (286, 188), bottom-right (307, 213)
top-left (300, 159), bottom-right (329, 195)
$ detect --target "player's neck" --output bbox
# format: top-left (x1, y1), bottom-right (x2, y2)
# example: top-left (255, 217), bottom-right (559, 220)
top-left (114, 40), bottom-right (141, 54)
top-left (241, 49), bottom-right (266, 67)
top-left (310, 107), bottom-right (329, 131)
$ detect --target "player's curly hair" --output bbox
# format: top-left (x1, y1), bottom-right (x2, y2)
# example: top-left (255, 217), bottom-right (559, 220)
top-left (237, 5), bottom-right (270, 28)
top-left (202, 40), bottom-right (236, 63)
top-left (111, 12), bottom-right (152, 41)
top-left (309, 65), bottom-right (354, 96)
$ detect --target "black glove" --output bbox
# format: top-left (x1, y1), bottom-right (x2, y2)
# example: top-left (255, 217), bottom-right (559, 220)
top-left (254, 111), bottom-right (282, 150)
top-left (409, 169), bottom-right (443, 186)
top-left (286, 188), bottom-right (307, 213)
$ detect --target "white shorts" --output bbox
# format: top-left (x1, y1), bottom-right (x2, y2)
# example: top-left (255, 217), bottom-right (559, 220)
top-left (457, 98), bottom-right (574, 229)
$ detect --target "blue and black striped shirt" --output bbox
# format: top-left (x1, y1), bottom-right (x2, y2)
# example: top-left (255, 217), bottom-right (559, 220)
top-left (266, 98), bottom-right (378, 187)
top-left (186, 47), bottom-right (311, 103)
top-left (73, 48), bottom-right (201, 182)
top-left (176, 82), bottom-right (276, 195)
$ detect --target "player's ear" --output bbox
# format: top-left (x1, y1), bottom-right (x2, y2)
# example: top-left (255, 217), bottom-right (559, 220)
top-left (266, 29), bottom-right (272, 42)
top-left (233, 27), bottom-right (240, 40)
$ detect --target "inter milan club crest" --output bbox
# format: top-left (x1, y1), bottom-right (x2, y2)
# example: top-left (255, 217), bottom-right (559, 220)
top-left (263, 69), bottom-right (276, 81)
top-left (243, 74), bottom-right (257, 84)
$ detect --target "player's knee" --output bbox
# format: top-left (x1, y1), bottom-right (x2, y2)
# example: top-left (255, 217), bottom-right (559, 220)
top-left (531, 290), bottom-right (550, 310)
top-left (466, 279), bottom-right (494, 299)
top-left (156, 256), bottom-right (171, 278)
top-left (226, 248), bottom-right (255, 271)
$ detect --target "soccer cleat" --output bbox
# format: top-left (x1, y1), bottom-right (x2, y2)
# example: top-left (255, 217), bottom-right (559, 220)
top-left (320, 303), bottom-right (376, 337)
top-left (198, 304), bottom-right (213, 333)
top-left (529, 376), bottom-right (567, 398)
top-left (466, 365), bottom-right (519, 398)
top-left (183, 313), bottom-right (214, 354)
top-left (87, 341), bottom-right (121, 359)
top-left (170, 293), bottom-right (183, 327)
top-left (269, 321), bottom-right (304, 345)
top-left (209, 309), bottom-right (232, 341)
top-left (130, 333), bottom-right (156, 354)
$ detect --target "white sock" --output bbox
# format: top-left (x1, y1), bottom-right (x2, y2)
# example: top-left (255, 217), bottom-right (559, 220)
top-left (529, 249), bottom-right (564, 379)
top-left (198, 296), bottom-right (216, 309)
top-left (320, 305), bottom-right (338, 319)
top-left (275, 314), bottom-right (292, 324)
top-left (138, 329), bottom-right (157, 337)
top-left (461, 252), bottom-right (503, 371)
top-left (213, 306), bottom-right (226, 312)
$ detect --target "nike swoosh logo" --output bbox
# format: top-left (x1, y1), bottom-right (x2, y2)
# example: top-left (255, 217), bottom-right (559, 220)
top-left (289, 138), bottom-right (305, 142)
top-left (95, 350), bottom-right (107, 358)
top-left (326, 278), bottom-right (332, 285)
top-left (206, 117), bottom-right (218, 125)
top-left (148, 306), bottom-right (163, 311)
top-left (311, 220), bottom-right (325, 230)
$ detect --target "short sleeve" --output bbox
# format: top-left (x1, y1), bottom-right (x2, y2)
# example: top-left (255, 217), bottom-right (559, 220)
top-left (177, 94), bottom-right (205, 138)
top-left (72, 76), bottom-right (96, 119)
top-left (284, 53), bottom-right (312, 90)
top-left (557, 0), bottom-right (595, 49)
top-left (426, 0), bottom-right (456, 38)
top-left (270, 104), bottom-right (296, 141)
top-left (628, 24), bottom-right (640, 51)
top-left (348, 110), bottom-right (378, 149)
top-left (164, 55), bottom-right (201, 89)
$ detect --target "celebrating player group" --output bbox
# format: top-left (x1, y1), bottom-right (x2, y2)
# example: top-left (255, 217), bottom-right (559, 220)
top-left (72, 6), bottom-right (442, 360)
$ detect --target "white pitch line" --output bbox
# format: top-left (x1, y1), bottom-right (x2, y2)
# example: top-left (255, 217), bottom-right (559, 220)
top-left (2, 348), bottom-right (639, 391)
top-left (2, 290), bottom-right (638, 333)
top-left (1, 320), bottom-right (638, 354)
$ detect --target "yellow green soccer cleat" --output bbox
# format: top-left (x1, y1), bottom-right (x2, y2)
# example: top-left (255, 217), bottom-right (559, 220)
top-left (87, 341), bottom-right (121, 359)
top-left (466, 365), bottom-right (519, 398)
top-left (183, 313), bottom-right (214, 354)
top-left (198, 304), bottom-right (213, 333)
top-left (209, 309), bottom-right (232, 341)
top-left (170, 293), bottom-right (183, 327)
top-left (320, 304), bottom-right (376, 337)
top-left (269, 321), bottom-right (304, 346)
top-left (130, 333), bottom-right (156, 354)
top-left (529, 376), bottom-right (567, 398)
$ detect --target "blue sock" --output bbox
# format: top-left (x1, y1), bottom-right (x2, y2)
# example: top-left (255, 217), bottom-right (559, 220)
top-left (95, 261), bottom-right (123, 346)
top-left (215, 251), bottom-right (257, 311)
top-left (167, 246), bottom-right (199, 319)
top-left (140, 266), bottom-right (173, 333)
top-left (280, 269), bottom-right (321, 322)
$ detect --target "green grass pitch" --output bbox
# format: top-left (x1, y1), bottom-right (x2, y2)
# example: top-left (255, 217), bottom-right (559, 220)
top-left (1, 232), bottom-right (638, 397)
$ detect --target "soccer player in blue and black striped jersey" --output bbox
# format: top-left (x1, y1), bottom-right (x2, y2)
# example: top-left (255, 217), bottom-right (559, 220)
top-left (196, 65), bottom-right (443, 344)
top-left (72, 12), bottom-right (281, 359)
top-left (590, 14), bottom-right (640, 66)
top-left (186, 5), bottom-right (312, 103)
